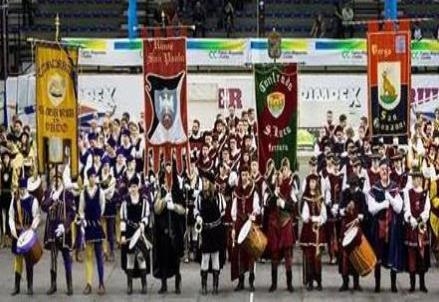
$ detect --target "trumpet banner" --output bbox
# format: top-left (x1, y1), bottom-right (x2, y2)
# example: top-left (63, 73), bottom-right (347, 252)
top-left (255, 63), bottom-right (298, 174)
top-left (367, 21), bottom-right (411, 144)
top-left (35, 43), bottom-right (79, 178)
top-left (143, 37), bottom-right (189, 174)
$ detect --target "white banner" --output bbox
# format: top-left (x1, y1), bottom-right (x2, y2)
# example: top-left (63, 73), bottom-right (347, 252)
top-left (10, 73), bottom-right (439, 130)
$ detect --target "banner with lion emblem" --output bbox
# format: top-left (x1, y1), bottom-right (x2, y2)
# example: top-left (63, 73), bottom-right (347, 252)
top-left (35, 43), bottom-right (79, 178)
top-left (143, 37), bottom-right (189, 174)
top-left (367, 21), bottom-right (411, 144)
top-left (255, 63), bottom-right (298, 174)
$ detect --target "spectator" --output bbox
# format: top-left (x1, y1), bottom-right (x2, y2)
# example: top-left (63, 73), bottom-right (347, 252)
top-left (435, 23), bottom-right (439, 40)
top-left (310, 13), bottom-right (326, 38)
top-left (342, 1), bottom-right (354, 38)
top-left (332, 2), bottom-right (344, 38)
top-left (193, 1), bottom-right (207, 37)
top-left (224, 0), bottom-right (234, 38)
top-left (412, 21), bottom-right (423, 41)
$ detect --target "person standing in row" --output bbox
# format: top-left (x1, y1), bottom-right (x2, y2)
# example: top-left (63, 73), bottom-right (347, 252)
top-left (194, 171), bottom-right (226, 295)
top-left (9, 178), bottom-right (41, 296)
top-left (120, 176), bottom-right (151, 295)
top-left (41, 175), bottom-right (76, 296)
top-left (79, 168), bottom-right (106, 295)
top-left (300, 174), bottom-right (327, 291)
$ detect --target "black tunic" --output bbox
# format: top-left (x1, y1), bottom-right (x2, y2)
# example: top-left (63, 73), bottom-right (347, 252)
top-left (197, 192), bottom-right (225, 253)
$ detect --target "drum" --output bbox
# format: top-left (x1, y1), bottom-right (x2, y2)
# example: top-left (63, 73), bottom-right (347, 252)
top-left (342, 226), bottom-right (376, 276)
top-left (16, 230), bottom-right (43, 265)
top-left (237, 219), bottom-right (267, 260)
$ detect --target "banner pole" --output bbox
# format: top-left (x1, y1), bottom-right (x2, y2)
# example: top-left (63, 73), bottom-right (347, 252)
top-left (1, 0), bottom-right (8, 126)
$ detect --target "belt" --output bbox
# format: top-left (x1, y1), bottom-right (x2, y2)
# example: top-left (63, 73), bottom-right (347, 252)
top-left (203, 218), bottom-right (222, 230)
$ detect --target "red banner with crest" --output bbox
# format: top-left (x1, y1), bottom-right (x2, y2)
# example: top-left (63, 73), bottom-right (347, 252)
top-left (143, 37), bottom-right (189, 175)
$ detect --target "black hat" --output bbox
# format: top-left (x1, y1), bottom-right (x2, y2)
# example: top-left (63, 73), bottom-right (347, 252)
top-left (129, 176), bottom-right (140, 187)
top-left (200, 170), bottom-right (216, 183)
top-left (348, 175), bottom-right (360, 187)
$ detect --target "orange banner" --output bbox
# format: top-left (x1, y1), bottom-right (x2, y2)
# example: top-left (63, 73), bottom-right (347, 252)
top-left (36, 44), bottom-right (79, 178)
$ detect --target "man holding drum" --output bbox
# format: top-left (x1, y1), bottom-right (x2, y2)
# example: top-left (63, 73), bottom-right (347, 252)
top-left (9, 177), bottom-right (41, 296)
top-left (367, 159), bottom-right (404, 293)
top-left (231, 165), bottom-right (261, 292)
top-left (120, 176), bottom-right (151, 295)
top-left (41, 175), bottom-right (76, 296)
top-left (338, 175), bottom-right (370, 292)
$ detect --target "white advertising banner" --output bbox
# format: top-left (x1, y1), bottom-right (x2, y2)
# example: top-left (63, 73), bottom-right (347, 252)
top-left (10, 73), bottom-right (439, 130)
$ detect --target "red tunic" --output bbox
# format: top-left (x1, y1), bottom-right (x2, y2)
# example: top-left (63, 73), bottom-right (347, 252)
top-left (231, 182), bottom-right (257, 281)
top-left (266, 176), bottom-right (296, 256)
top-left (300, 195), bottom-right (326, 247)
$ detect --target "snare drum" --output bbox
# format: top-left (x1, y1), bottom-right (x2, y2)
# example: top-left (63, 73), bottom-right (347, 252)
top-left (237, 219), bottom-right (267, 260)
top-left (342, 226), bottom-right (376, 276)
top-left (16, 230), bottom-right (43, 265)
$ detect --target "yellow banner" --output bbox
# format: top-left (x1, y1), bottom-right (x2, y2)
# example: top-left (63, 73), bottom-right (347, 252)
top-left (36, 44), bottom-right (79, 178)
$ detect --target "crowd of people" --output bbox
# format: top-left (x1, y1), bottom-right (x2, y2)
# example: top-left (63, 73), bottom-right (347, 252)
top-left (0, 105), bottom-right (438, 296)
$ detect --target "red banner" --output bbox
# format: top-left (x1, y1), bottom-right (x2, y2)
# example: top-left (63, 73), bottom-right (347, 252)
top-left (143, 37), bottom-right (189, 174)
top-left (367, 21), bottom-right (411, 144)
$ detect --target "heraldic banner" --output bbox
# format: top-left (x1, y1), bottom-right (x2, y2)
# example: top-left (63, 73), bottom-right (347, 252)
top-left (367, 21), bottom-right (411, 144)
top-left (255, 63), bottom-right (298, 174)
top-left (143, 37), bottom-right (189, 174)
top-left (36, 43), bottom-right (79, 178)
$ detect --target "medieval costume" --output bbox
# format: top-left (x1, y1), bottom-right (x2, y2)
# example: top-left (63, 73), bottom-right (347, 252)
top-left (41, 178), bottom-right (76, 295)
top-left (153, 161), bottom-right (186, 294)
top-left (265, 160), bottom-right (297, 292)
top-left (1, 149), bottom-right (13, 247)
top-left (120, 176), bottom-right (151, 295)
top-left (231, 167), bottom-right (261, 292)
top-left (338, 176), bottom-right (369, 292)
top-left (194, 171), bottom-right (226, 295)
top-left (367, 159), bottom-right (404, 293)
top-left (9, 178), bottom-right (41, 295)
top-left (403, 171), bottom-right (430, 293)
top-left (79, 168), bottom-right (106, 295)
top-left (300, 174), bottom-right (327, 291)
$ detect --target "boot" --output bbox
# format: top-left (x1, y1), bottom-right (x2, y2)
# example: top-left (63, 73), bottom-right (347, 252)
top-left (353, 274), bottom-right (362, 291)
top-left (249, 272), bottom-right (255, 292)
top-left (315, 273), bottom-right (322, 291)
top-left (83, 283), bottom-right (92, 295)
top-left (158, 278), bottom-right (167, 294)
top-left (339, 275), bottom-right (349, 292)
top-left (140, 272), bottom-right (147, 294)
top-left (409, 273), bottom-right (416, 292)
top-left (47, 270), bottom-right (57, 295)
top-left (269, 265), bottom-right (277, 292)
top-left (126, 270), bottom-right (133, 295)
top-left (419, 273), bottom-right (428, 293)
top-left (201, 271), bottom-right (208, 295)
top-left (66, 270), bottom-right (73, 296)
top-left (212, 270), bottom-right (219, 295)
top-left (175, 273), bottom-right (181, 294)
top-left (26, 266), bottom-right (33, 296)
top-left (286, 270), bottom-right (294, 292)
top-left (234, 275), bottom-right (244, 291)
top-left (374, 265), bottom-right (381, 293)
top-left (390, 271), bottom-right (397, 293)
top-left (11, 272), bottom-right (21, 296)
top-left (97, 284), bottom-right (105, 295)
